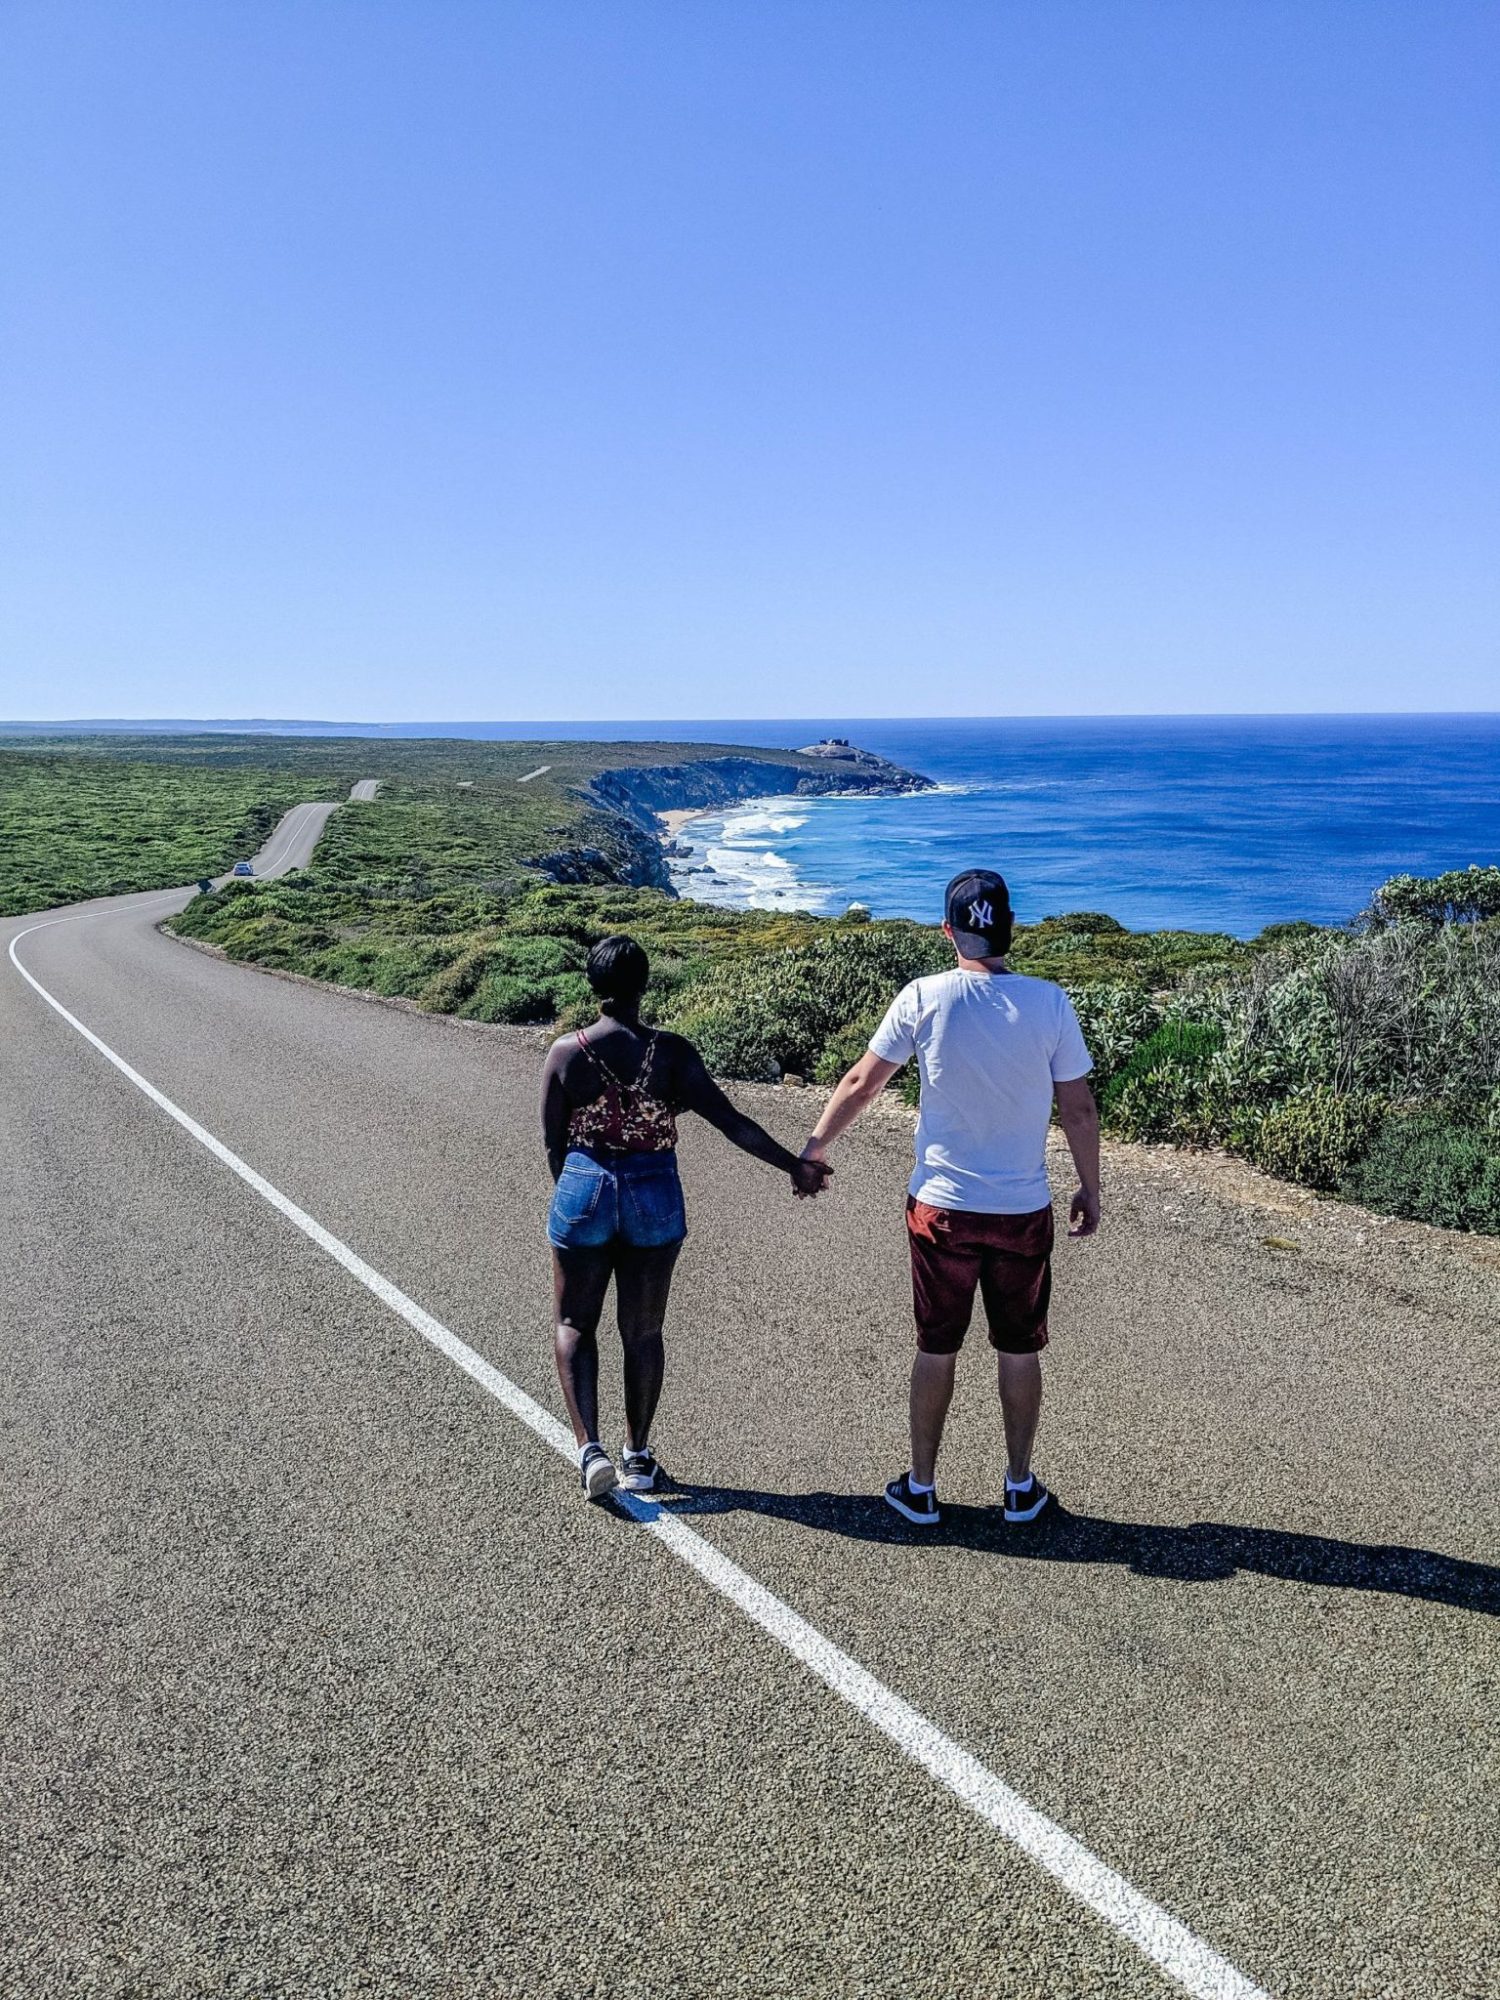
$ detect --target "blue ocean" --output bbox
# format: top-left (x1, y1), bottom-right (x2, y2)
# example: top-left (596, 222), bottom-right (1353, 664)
top-left (537, 714), bottom-right (1498, 938)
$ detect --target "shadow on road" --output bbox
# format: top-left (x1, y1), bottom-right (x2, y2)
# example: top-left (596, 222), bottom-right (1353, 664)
top-left (660, 1483), bottom-right (1500, 1616)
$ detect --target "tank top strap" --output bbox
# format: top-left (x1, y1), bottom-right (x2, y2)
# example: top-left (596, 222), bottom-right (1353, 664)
top-left (576, 1028), bottom-right (627, 1088)
top-left (638, 1029), bottom-right (661, 1093)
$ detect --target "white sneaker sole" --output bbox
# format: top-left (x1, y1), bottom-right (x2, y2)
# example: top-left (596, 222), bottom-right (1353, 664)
top-left (618, 1470), bottom-right (659, 1493)
top-left (884, 1488), bottom-right (941, 1526)
top-left (583, 1457), bottom-right (618, 1500)
top-left (1004, 1487), bottom-right (1049, 1523)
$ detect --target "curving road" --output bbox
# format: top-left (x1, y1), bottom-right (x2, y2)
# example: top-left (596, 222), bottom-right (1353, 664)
top-left (3, 809), bottom-right (1496, 1999)
top-left (214, 784), bottom-right (373, 886)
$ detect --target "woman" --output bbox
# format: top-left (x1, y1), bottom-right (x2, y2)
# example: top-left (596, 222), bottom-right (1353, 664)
top-left (542, 934), bottom-right (830, 1499)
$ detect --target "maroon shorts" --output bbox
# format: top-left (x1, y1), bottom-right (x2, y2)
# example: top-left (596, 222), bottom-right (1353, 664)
top-left (906, 1198), bottom-right (1054, 1355)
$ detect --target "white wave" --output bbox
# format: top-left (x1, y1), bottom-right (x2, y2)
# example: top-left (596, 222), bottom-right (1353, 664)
top-left (671, 840), bottom-right (834, 914)
top-left (724, 812), bottom-right (812, 836)
top-left (681, 865), bottom-right (837, 914)
top-left (716, 803), bottom-right (810, 839)
top-left (706, 843), bottom-right (794, 876)
top-left (668, 789), bottom-right (845, 915)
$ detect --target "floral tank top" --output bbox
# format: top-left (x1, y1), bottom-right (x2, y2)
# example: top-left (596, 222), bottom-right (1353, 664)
top-left (567, 1030), bottom-right (678, 1154)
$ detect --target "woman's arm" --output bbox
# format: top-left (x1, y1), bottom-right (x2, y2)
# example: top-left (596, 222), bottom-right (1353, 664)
top-left (540, 1041), bottom-right (574, 1181)
top-left (674, 1040), bottom-right (831, 1195)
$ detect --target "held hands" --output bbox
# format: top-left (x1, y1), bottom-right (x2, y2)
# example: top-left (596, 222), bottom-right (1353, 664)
top-left (790, 1136), bottom-right (834, 1200)
top-left (1069, 1185), bottom-right (1101, 1237)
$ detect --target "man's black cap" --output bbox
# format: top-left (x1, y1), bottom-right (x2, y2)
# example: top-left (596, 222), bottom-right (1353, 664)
top-left (945, 869), bottom-right (1012, 956)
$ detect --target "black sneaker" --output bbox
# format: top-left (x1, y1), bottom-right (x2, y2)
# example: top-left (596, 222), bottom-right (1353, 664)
top-left (580, 1444), bottom-right (617, 1500)
top-left (1004, 1474), bottom-right (1050, 1523)
top-left (884, 1472), bottom-right (941, 1526)
top-left (619, 1446), bottom-right (662, 1493)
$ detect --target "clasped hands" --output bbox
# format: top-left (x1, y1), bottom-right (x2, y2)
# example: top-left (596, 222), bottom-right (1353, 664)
top-left (790, 1136), bottom-right (834, 1200)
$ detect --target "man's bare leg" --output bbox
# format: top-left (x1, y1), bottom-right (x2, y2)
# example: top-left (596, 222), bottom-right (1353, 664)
top-left (909, 1351), bottom-right (958, 1486)
top-left (997, 1349), bottom-right (1043, 1485)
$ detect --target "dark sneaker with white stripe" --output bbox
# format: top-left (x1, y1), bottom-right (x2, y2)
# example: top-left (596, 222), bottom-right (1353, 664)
top-left (619, 1446), bottom-right (662, 1492)
top-left (1004, 1473), bottom-right (1050, 1523)
top-left (580, 1444), bottom-right (618, 1500)
top-left (884, 1472), bottom-right (941, 1526)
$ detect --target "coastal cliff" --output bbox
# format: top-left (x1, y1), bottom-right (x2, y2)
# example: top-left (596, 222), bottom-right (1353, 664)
top-left (590, 745), bottom-right (932, 823)
top-left (531, 743), bottom-right (932, 894)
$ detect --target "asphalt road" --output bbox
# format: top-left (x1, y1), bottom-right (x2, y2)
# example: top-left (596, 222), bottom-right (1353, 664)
top-left (213, 797), bottom-right (344, 885)
top-left (4, 811), bottom-right (1497, 1999)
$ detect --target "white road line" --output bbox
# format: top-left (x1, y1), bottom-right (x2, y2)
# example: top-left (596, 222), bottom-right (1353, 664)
top-left (516, 764), bottom-right (550, 783)
top-left (7, 915), bottom-right (1268, 2000)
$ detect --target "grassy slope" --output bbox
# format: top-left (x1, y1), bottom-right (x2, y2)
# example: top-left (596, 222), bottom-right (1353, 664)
top-left (0, 734), bottom-right (824, 918)
top-left (0, 752), bottom-right (346, 916)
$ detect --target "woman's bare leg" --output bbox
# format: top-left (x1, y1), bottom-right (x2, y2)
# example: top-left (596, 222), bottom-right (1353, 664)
top-left (614, 1242), bottom-right (681, 1451)
top-left (553, 1247), bottom-right (615, 1446)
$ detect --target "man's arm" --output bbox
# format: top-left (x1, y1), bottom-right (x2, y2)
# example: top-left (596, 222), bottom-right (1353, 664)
top-left (1053, 1076), bottom-right (1101, 1237)
top-left (803, 1050), bottom-right (902, 1160)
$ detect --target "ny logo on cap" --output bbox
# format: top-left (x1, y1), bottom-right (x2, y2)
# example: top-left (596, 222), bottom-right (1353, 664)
top-left (968, 898), bottom-right (994, 929)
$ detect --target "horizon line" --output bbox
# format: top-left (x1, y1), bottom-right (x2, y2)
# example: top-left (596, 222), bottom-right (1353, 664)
top-left (4, 708), bottom-right (1500, 732)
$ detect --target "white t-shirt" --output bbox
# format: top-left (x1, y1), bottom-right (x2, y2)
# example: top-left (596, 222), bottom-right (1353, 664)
top-left (868, 968), bottom-right (1093, 1214)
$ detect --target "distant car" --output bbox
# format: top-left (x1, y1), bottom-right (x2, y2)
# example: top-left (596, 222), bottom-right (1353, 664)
top-left (232, 861), bottom-right (255, 878)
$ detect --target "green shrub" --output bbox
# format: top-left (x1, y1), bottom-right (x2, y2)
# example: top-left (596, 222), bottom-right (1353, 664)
top-left (1341, 1113), bottom-right (1500, 1232)
top-left (1101, 1021), bottom-right (1223, 1104)
top-left (813, 1019), bottom-right (880, 1085)
top-left (1012, 912), bottom-right (1244, 986)
top-left (660, 922), bottom-right (950, 1083)
top-left (211, 913), bottom-right (337, 970)
top-left (415, 932), bottom-right (585, 1016)
top-left (1065, 981), bottom-right (1160, 1089)
top-left (1248, 1086), bottom-right (1387, 1191)
top-left (465, 972), bottom-right (568, 1024)
top-left (1371, 864), bottom-right (1500, 927)
top-left (670, 1005), bottom-right (783, 1082)
top-left (1252, 920), bottom-right (1325, 951)
top-left (413, 938), bottom-right (501, 1012)
top-left (1098, 1021), bottom-right (1231, 1145)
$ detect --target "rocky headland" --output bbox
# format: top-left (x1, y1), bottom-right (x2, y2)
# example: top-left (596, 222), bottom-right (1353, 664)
top-left (541, 743), bottom-right (932, 892)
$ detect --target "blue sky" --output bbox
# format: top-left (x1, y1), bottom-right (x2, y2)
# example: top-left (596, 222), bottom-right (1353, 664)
top-left (3, 1), bottom-right (1495, 722)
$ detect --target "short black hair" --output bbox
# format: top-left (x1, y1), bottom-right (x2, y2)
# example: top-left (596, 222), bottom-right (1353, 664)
top-left (586, 934), bottom-right (649, 1004)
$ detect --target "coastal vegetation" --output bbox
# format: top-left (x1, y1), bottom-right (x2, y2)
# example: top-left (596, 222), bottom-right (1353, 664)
top-left (0, 732), bottom-right (893, 918)
top-left (0, 749), bottom-right (341, 915)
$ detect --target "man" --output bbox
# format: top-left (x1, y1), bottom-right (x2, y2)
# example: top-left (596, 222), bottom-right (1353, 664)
top-left (802, 870), bottom-right (1100, 1526)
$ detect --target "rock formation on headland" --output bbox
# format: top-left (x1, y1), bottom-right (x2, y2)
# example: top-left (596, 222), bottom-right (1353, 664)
top-left (533, 743), bottom-right (933, 892)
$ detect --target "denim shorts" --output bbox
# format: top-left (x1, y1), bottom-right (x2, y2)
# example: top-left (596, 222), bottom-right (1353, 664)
top-left (547, 1148), bottom-right (688, 1252)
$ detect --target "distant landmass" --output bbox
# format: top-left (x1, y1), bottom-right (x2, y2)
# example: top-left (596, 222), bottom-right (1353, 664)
top-left (0, 718), bottom-right (479, 735)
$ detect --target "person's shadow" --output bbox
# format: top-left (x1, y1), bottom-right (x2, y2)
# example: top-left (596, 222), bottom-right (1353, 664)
top-left (657, 1482), bottom-right (1499, 1616)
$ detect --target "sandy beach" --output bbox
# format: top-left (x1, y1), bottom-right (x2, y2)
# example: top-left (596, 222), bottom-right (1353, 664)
top-left (658, 807), bottom-right (705, 840)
